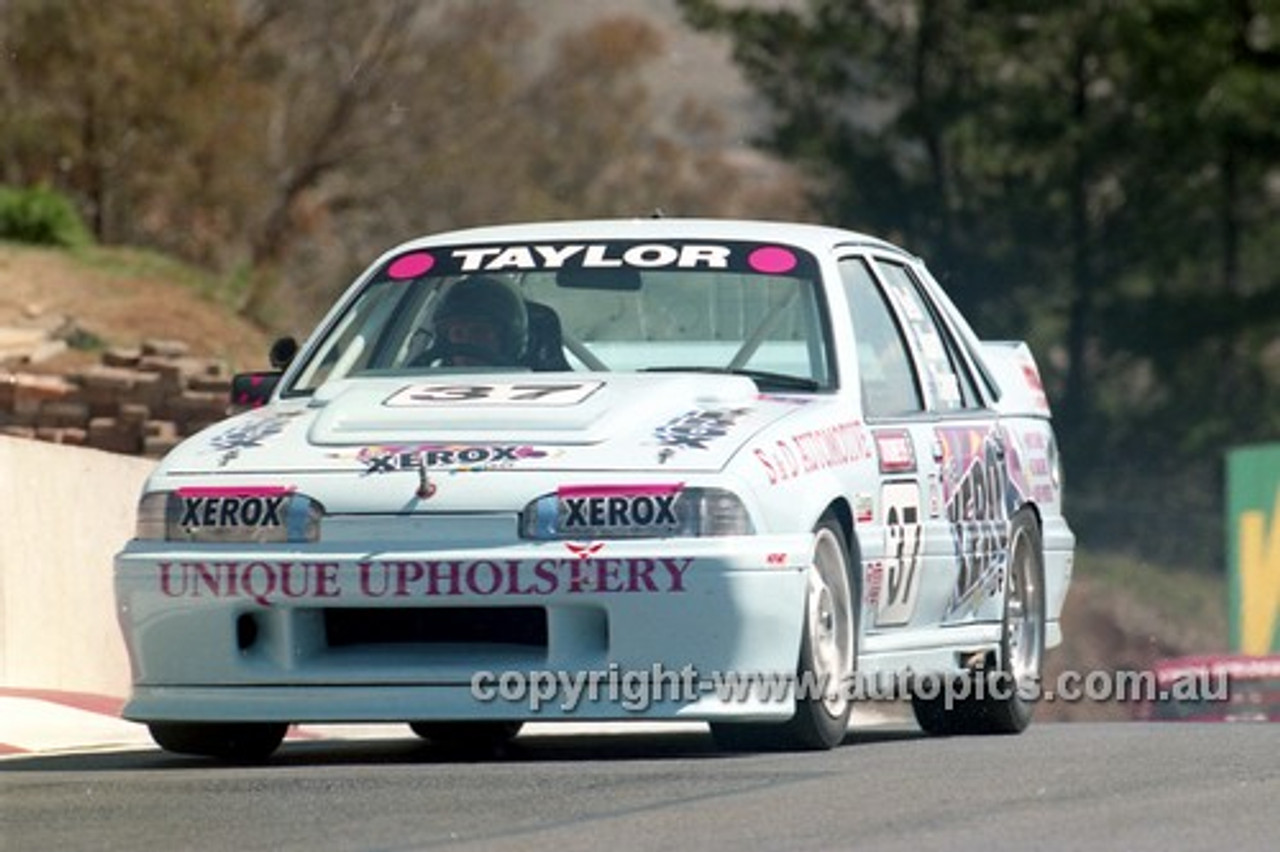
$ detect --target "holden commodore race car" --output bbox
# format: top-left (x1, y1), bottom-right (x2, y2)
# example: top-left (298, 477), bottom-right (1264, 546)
top-left (114, 218), bottom-right (1075, 760)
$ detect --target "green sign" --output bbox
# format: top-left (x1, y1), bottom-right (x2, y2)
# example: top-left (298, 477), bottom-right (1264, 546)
top-left (1227, 444), bottom-right (1280, 654)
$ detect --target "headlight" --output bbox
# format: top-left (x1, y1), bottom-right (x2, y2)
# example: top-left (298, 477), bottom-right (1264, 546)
top-left (693, 487), bottom-right (755, 536)
top-left (520, 484), bottom-right (754, 539)
top-left (134, 487), bottom-right (324, 543)
top-left (135, 492), bottom-right (169, 541)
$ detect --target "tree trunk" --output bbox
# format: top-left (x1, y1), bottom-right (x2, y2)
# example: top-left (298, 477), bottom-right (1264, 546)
top-left (1061, 36), bottom-right (1093, 433)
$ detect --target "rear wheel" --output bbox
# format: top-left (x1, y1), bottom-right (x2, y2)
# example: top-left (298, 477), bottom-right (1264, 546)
top-left (148, 722), bottom-right (287, 762)
top-left (912, 507), bottom-right (1045, 736)
top-left (712, 515), bottom-right (857, 752)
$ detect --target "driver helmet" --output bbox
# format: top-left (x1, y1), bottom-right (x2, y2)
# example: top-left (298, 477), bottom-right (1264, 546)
top-left (430, 275), bottom-right (528, 365)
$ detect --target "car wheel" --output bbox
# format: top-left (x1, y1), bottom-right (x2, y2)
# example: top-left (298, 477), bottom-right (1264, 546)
top-left (148, 722), bottom-right (288, 762)
top-left (409, 721), bottom-right (524, 752)
top-left (911, 507), bottom-right (1045, 736)
top-left (712, 515), bottom-right (857, 752)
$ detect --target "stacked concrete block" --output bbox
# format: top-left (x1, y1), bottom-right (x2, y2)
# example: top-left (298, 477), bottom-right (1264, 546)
top-left (0, 338), bottom-right (238, 459)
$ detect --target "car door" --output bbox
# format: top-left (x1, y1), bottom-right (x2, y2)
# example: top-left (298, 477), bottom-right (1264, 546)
top-left (868, 257), bottom-right (1008, 628)
top-left (838, 256), bottom-right (934, 634)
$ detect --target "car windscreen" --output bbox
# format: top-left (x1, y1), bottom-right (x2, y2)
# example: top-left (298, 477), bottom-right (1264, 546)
top-left (285, 239), bottom-right (833, 394)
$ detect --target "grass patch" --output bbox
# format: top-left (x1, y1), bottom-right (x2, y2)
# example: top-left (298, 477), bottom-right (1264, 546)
top-left (64, 325), bottom-right (107, 352)
top-left (0, 240), bottom-right (273, 371)
top-left (68, 244), bottom-right (240, 309)
top-left (1074, 548), bottom-right (1228, 644)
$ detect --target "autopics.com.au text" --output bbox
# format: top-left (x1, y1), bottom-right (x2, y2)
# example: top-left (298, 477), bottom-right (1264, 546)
top-left (469, 664), bottom-right (1229, 713)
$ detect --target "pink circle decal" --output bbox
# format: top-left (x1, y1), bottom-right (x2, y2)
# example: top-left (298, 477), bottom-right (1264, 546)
top-left (747, 246), bottom-right (798, 274)
top-left (387, 252), bottom-right (435, 279)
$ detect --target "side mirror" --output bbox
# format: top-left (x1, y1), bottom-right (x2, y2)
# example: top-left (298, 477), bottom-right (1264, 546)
top-left (269, 336), bottom-right (299, 369)
top-left (228, 337), bottom-right (297, 411)
top-left (229, 371), bottom-right (280, 411)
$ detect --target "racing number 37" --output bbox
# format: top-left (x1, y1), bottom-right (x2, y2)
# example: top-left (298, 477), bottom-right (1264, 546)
top-left (385, 382), bottom-right (603, 407)
top-left (878, 481), bottom-right (923, 627)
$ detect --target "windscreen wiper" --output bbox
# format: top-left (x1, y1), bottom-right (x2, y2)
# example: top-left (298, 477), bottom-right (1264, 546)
top-left (641, 366), bottom-right (820, 392)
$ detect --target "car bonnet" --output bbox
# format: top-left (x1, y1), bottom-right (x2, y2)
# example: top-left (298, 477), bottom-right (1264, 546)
top-left (158, 372), bottom-right (815, 476)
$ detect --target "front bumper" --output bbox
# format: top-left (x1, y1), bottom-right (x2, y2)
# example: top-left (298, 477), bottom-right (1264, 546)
top-left (115, 532), bottom-right (813, 724)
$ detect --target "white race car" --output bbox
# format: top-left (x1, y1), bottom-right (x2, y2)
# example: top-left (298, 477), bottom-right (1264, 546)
top-left (114, 218), bottom-right (1074, 760)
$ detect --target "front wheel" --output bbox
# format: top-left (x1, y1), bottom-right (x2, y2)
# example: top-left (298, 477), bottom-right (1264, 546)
top-left (409, 721), bottom-right (523, 753)
top-left (148, 722), bottom-right (288, 762)
top-left (712, 515), bottom-right (857, 752)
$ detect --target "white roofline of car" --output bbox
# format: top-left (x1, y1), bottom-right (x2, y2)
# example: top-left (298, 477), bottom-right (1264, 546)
top-left (387, 217), bottom-right (912, 259)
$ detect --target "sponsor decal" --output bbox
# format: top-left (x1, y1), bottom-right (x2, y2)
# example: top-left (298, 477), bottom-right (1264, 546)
top-left (766, 552), bottom-right (787, 566)
top-left (880, 272), bottom-right (963, 409)
top-left (865, 561), bottom-right (885, 608)
top-left (1021, 362), bottom-right (1050, 413)
top-left (747, 246), bottom-right (798, 274)
top-left (555, 484), bottom-right (684, 536)
top-left (874, 428), bottom-right (916, 474)
top-left (359, 443), bottom-right (551, 474)
top-left (159, 560), bottom-right (342, 604)
top-left (387, 252), bottom-right (435, 279)
top-left (379, 241), bottom-right (819, 279)
top-left (854, 493), bottom-right (874, 525)
top-left (927, 473), bottom-right (943, 518)
top-left (384, 381), bottom-right (602, 407)
top-left (156, 557), bottom-right (695, 604)
top-left (937, 427), bottom-right (1013, 619)
top-left (753, 420), bottom-right (873, 485)
top-left (207, 413), bottom-right (293, 467)
top-left (455, 243), bottom-right (733, 272)
top-left (176, 486), bottom-right (294, 529)
top-left (654, 408), bottom-right (750, 453)
top-left (1004, 427), bottom-right (1058, 505)
top-left (565, 542), bottom-right (605, 560)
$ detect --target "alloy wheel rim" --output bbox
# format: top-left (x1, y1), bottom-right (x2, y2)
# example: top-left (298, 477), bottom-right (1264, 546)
top-left (807, 528), bottom-right (852, 717)
top-left (1005, 526), bottom-right (1043, 687)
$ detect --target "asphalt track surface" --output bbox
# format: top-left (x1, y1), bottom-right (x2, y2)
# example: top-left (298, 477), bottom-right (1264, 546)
top-left (4, 719), bottom-right (1278, 852)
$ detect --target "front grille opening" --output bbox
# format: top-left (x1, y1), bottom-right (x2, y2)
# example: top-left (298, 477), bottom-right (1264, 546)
top-left (236, 613), bottom-right (259, 650)
top-left (323, 607), bottom-right (548, 648)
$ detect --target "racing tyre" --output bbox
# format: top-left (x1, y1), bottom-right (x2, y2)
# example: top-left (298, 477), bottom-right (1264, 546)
top-left (711, 515), bottom-right (857, 752)
top-left (409, 721), bottom-right (523, 753)
top-left (911, 507), bottom-right (1045, 736)
top-left (148, 722), bottom-right (288, 762)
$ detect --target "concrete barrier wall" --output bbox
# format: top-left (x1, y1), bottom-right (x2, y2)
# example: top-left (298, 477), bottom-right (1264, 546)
top-left (0, 436), bottom-right (155, 697)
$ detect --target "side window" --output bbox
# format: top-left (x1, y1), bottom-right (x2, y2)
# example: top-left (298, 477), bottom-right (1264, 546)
top-left (874, 261), bottom-right (984, 411)
top-left (840, 258), bottom-right (924, 418)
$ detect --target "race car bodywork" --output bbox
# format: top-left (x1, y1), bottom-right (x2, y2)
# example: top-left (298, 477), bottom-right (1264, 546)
top-left (114, 219), bottom-right (1074, 759)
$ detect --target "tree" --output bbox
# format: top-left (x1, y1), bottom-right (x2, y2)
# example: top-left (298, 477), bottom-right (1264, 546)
top-left (0, 0), bottom-right (277, 261)
top-left (234, 0), bottom-right (440, 320)
top-left (1, 1), bottom-right (811, 328)
top-left (679, 0), bottom-right (1280, 565)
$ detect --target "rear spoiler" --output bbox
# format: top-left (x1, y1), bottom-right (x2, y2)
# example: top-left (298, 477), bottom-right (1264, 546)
top-left (980, 341), bottom-right (1052, 418)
